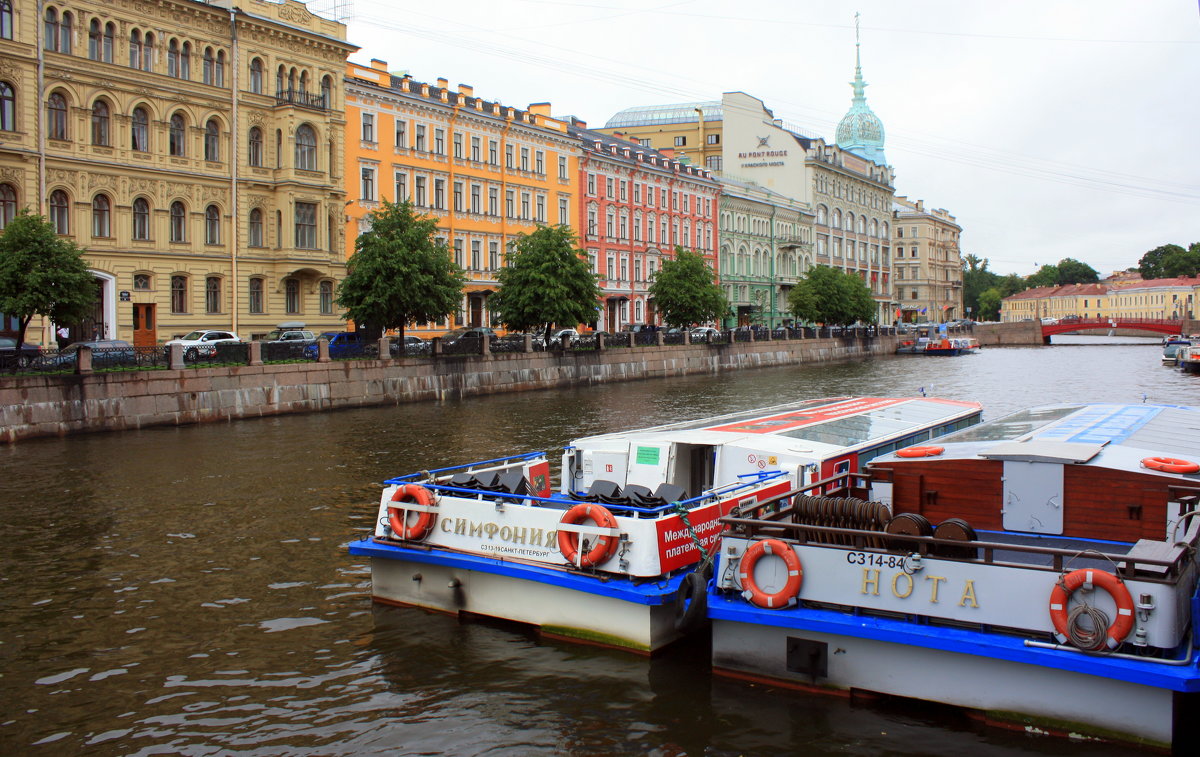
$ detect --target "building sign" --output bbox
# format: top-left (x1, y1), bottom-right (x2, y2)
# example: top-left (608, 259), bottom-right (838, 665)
top-left (119, 291), bottom-right (131, 302)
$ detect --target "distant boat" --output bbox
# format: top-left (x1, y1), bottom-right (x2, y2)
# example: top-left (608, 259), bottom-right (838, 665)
top-left (1162, 337), bottom-right (1190, 365)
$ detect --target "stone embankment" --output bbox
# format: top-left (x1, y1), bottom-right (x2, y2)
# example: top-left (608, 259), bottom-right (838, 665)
top-left (0, 324), bottom-right (1039, 443)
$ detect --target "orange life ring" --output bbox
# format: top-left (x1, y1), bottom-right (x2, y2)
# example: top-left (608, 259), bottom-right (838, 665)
top-left (896, 445), bottom-right (945, 458)
top-left (557, 503), bottom-right (620, 568)
top-left (387, 484), bottom-right (437, 541)
top-left (1048, 568), bottom-right (1135, 650)
top-left (739, 538), bottom-right (803, 609)
top-left (1141, 456), bottom-right (1200, 474)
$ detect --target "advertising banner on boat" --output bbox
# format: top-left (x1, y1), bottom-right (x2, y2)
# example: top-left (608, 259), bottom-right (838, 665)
top-left (655, 481), bottom-right (793, 572)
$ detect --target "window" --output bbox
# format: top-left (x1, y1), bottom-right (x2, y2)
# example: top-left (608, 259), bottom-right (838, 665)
top-left (50, 190), bottom-right (69, 234)
top-left (130, 30), bottom-right (142, 68)
top-left (489, 241), bottom-right (499, 271)
top-left (395, 120), bottom-right (406, 148)
top-left (536, 195), bottom-right (545, 222)
top-left (559, 156), bottom-right (568, 180)
top-left (134, 273), bottom-right (151, 290)
top-left (249, 58), bottom-right (263, 93)
top-left (0, 82), bottom-right (14, 132)
top-left (295, 124), bottom-right (316, 170)
top-left (434, 128), bottom-right (444, 155)
top-left (394, 171), bottom-right (407, 202)
top-left (44, 7), bottom-right (59, 50)
top-left (171, 275), bottom-right (187, 313)
top-left (471, 136), bottom-right (480, 161)
top-left (205, 205), bottom-right (220, 244)
top-left (204, 119), bottom-right (220, 161)
top-left (361, 112), bottom-right (374, 143)
top-left (203, 48), bottom-right (215, 84)
top-left (520, 147), bottom-right (529, 171)
top-left (412, 123), bottom-right (424, 151)
top-left (132, 198), bottom-right (150, 239)
top-left (0, 183), bottom-right (15, 229)
top-left (128, 106), bottom-right (149, 151)
top-left (706, 134), bottom-right (719, 145)
top-left (168, 39), bottom-right (180, 77)
top-left (321, 76), bottom-right (332, 107)
top-left (91, 100), bottom-right (110, 145)
top-left (453, 133), bottom-right (462, 158)
top-left (415, 176), bottom-right (426, 206)
top-left (673, 136), bottom-right (686, 146)
top-left (488, 187), bottom-right (498, 216)
top-left (489, 140), bottom-right (497, 164)
top-left (248, 208), bottom-right (263, 247)
top-left (169, 113), bottom-right (185, 155)
top-left (249, 277), bottom-right (264, 314)
top-left (88, 19), bottom-right (101, 60)
top-left (470, 184), bottom-right (480, 214)
top-left (142, 33), bottom-right (156, 72)
top-left (205, 276), bottom-right (221, 314)
top-left (558, 198), bottom-right (568, 226)
top-left (180, 42), bottom-right (190, 79)
top-left (471, 240), bottom-right (481, 271)
top-left (295, 202), bottom-right (317, 248)
top-left (170, 201), bottom-right (186, 242)
top-left (361, 166), bottom-right (375, 201)
top-left (434, 179), bottom-right (445, 209)
top-left (248, 127), bottom-right (263, 166)
top-left (535, 150), bottom-right (544, 174)
top-left (103, 22), bottom-right (114, 62)
top-left (284, 278), bottom-right (300, 314)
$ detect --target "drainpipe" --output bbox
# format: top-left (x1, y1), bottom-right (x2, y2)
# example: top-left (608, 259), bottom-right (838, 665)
top-left (229, 8), bottom-right (240, 334)
top-left (37, 0), bottom-right (48, 345)
top-left (768, 204), bottom-right (777, 328)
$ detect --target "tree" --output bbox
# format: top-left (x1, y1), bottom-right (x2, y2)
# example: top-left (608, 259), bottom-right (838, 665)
top-left (787, 265), bottom-right (876, 326)
top-left (977, 287), bottom-right (1004, 321)
top-left (1162, 243), bottom-right (1200, 278)
top-left (962, 254), bottom-right (1001, 319)
top-left (1025, 264), bottom-right (1059, 289)
top-left (1054, 258), bottom-right (1100, 285)
top-left (647, 246), bottom-right (729, 327)
top-left (489, 225), bottom-right (601, 342)
top-left (335, 200), bottom-right (465, 343)
top-left (0, 210), bottom-right (97, 350)
top-left (1138, 244), bottom-right (1185, 279)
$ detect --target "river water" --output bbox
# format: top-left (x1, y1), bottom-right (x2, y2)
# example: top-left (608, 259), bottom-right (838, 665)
top-left (2, 336), bottom-right (1197, 756)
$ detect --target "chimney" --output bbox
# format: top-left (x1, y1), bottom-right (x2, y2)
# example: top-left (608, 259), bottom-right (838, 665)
top-left (370, 59), bottom-right (388, 71)
top-left (528, 102), bottom-right (552, 117)
top-left (436, 77), bottom-right (449, 89)
top-left (458, 83), bottom-right (473, 96)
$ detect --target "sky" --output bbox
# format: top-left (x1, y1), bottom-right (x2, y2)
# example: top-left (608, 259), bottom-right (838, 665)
top-left (326, 0), bottom-right (1200, 278)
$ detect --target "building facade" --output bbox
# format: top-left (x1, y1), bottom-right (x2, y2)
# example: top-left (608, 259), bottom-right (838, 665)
top-left (0, 0), bottom-right (355, 344)
top-left (572, 122), bottom-right (719, 330)
top-left (1000, 278), bottom-right (1199, 322)
top-left (891, 196), bottom-right (963, 322)
top-left (343, 59), bottom-right (577, 336)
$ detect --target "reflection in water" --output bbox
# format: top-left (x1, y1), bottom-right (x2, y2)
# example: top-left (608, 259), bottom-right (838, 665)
top-left (0, 337), bottom-right (1185, 754)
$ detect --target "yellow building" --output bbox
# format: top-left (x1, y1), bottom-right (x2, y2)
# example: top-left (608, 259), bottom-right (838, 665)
top-left (0, 0), bottom-right (355, 345)
top-left (892, 196), bottom-right (963, 322)
top-left (1001, 284), bottom-right (1109, 322)
top-left (1108, 277), bottom-right (1197, 321)
top-left (343, 60), bottom-right (577, 335)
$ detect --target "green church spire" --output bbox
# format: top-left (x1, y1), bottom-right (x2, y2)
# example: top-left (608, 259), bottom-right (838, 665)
top-left (836, 13), bottom-right (887, 165)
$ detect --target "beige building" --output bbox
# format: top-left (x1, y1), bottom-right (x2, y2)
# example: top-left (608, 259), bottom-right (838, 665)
top-left (891, 196), bottom-right (963, 322)
top-left (1000, 278), bottom-right (1200, 323)
top-left (0, 0), bottom-right (355, 345)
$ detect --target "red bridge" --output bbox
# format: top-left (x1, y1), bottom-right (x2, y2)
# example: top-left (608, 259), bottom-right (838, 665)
top-left (1041, 317), bottom-right (1191, 338)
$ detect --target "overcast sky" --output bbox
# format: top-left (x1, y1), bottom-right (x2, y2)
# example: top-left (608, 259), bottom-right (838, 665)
top-left (333, 0), bottom-right (1200, 278)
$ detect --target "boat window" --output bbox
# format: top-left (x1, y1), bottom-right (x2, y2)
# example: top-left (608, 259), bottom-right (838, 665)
top-left (935, 405), bottom-right (1083, 444)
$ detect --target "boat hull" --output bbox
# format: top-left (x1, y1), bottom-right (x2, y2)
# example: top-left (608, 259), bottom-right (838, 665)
top-left (351, 538), bottom-right (690, 653)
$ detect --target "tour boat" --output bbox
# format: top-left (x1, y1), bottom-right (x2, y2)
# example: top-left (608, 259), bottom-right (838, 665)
top-left (349, 397), bottom-right (981, 653)
top-left (896, 336), bottom-right (980, 356)
top-left (1163, 337), bottom-right (1191, 365)
top-left (707, 402), bottom-right (1200, 750)
top-left (1179, 345), bottom-right (1200, 374)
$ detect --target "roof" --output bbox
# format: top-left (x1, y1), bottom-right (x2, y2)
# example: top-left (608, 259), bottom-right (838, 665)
top-left (604, 102), bottom-right (723, 128)
top-left (569, 123), bottom-right (718, 183)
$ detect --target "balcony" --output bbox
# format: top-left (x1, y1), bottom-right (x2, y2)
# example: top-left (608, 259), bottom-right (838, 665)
top-left (275, 89), bottom-right (329, 112)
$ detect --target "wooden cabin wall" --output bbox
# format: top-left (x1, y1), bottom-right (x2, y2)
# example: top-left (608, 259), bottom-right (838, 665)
top-left (1063, 466), bottom-right (1168, 542)
top-left (877, 460), bottom-right (1004, 531)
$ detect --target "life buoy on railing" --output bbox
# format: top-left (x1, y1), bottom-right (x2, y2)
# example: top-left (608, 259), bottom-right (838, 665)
top-left (387, 484), bottom-right (437, 541)
top-left (557, 503), bottom-right (620, 568)
top-left (1141, 456), bottom-right (1200, 474)
top-left (1048, 568), bottom-right (1135, 651)
top-left (896, 445), bottom-right (945, 458)
top-left (739, 538), bottom-right (803, 609)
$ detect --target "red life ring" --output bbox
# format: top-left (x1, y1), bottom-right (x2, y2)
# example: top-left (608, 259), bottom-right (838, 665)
top-left (739, 538), bottom-right (803, 609)
top-left (896, 445), bottom-right (945, 458)
top-left (1141, 456), bottom-right (1200, 474)
top-left (557, 503), bottom-right (620, 568)
top-left (1048, 568), bottom-right (1135, 650)
top-left (387, 484), bottom-right (437, 541)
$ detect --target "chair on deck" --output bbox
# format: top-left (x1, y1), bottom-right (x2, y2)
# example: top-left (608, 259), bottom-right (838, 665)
top-left (629, 482), bottom-right (688, 508)
top-left (570, 479), bottom-right (621, 503)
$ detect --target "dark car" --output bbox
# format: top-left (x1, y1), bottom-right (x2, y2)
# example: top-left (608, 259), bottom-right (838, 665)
top-left (440, 327), bottom-right (496, 346)
top-left (0, 337), bottom-right (42, 369)
top-left (304, 331), bottom-right (365, 359)
top-left (51, 339), bottom-right (136, 368)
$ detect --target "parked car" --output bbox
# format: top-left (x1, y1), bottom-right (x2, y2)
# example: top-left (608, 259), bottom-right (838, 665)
top-left (439, 327), bottom-right (496, 346)
top-left (542, 328), bottom-right (580, 347)
top-left (166, 329), bottom-right (242, 360)
top-left (304, 331), bottom-right (365, 359)
top-left (690, 327), bottom-right (721, 341)
top-left (399, 334), bottom-right (430, 355)
top-left (51, 339), bottom-right (136, 368)
top-left (264, 322), bottom-right (316, 343)
top-left (0, 337), bottom-right (42, 369)
top-left (1060, 315), bottom-right (1081, 323)
top-left (1040, 317), bottom-right (1058, 325)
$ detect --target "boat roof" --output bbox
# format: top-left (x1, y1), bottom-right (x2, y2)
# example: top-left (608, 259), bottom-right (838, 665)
top-left (876, 403), bottom-right (1200, 475)
top-left (571, 397), bottom-right (981, 456)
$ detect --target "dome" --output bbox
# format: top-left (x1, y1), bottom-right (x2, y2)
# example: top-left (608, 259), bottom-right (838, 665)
top-left (835, 44), bottom-right (887, 165)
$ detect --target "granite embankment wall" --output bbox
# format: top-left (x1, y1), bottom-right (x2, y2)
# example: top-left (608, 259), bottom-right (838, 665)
top-left (1, 334), bottom-right (915, 443)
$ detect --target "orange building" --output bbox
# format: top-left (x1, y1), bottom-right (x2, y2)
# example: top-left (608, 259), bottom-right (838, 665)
top-left (343, 60), bottom-right (577, 335)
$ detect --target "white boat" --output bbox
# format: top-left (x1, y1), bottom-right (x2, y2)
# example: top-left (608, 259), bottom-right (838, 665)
top-left (708, 402), bottom-right (1200, 749)
top-left (1179, 345), bottom-right (1200, 374)
top-left (1163, 338), bottom-right (1191, 365)
top-left (349, 396), bottom-right (981, 653)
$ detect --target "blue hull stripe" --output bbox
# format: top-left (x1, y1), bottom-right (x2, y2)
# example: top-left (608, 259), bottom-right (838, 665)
top-left (708, 593), bottom-right (1200, 692)
top-left (349, 537), bottom-right (683, 606)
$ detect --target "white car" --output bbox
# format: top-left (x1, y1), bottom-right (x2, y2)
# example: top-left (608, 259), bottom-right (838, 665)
top-left (690, 327), bottom-right (721, 341)
top-left (166, 330), bottom-right (242, 360)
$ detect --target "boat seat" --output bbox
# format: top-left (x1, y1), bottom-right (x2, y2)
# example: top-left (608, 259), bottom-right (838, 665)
top-left (628, 482), bottom-right (688, 507)
top-left (623, 484), bottom-right (654, 506)
top-left (449, 472), bottom-right (476, 489)
top-left (496, 469), bottom-right (530, 497)
top-left (473, 470), bottom-right (501, 490)
top-left (570, 479), bottom-right (621, 502)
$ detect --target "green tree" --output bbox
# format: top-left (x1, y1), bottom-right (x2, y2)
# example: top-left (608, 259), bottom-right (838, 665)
top-left (647, 246), bottom-right (729, 327)
top-left (787, 265), bottom-right (876, 326)
top-left (1025, 264), bottom-right (1059, 289)
top-left (335, 200), bottom-right (465, 342)
top-left (1054, 258), bottom-right (1099, 285)
top-left (489, 225), bottom-right (601, 342)
top-left (0, 210), bottom-right (97, 350)
top-left (977, 287), bottom-right (1004, 321)
top-left (1162, 243), bottom-right (1200, 278)
top-left (1138, 244), bottom-right (1184, 279)
top-left (962, 254), bottom-right (1001, 320)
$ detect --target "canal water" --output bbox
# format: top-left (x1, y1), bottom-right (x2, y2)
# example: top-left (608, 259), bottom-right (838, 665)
top-left (2, 337), bottom-right (1196, 756)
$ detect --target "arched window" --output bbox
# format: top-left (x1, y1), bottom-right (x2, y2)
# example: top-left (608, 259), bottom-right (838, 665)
top-left (247, 127), bottom-right (263, 167)
top-left (58, 11), bottom-right (72, 53)
top-left (294, 124), bottom-right (316, 170)
top-left (881, 221), bottom-right (889, 238)
top-left (276, 65), bottom-right (285, 94)
top-left (103, 22), bottom-right (114, 62)
top-left (0, 1), bottom-right (10, 40)
top-left (131, 107), bottom-right (149, 151)
top-left (204, 204), bottom-right (220, 244)
top-left (44, 8), bottom-right (59, 51)
top-left (170, 275), bottom-right (187, 313)
top-left (299, 70), bottom-right (309, 93)
top-left (321, 75), bottom-right (332, 107)
top-left (142, 32), bottom-right (154, 71)
top-left (215, 51), bottom-right (226, 87)
top-left (50, 189), bottom-right (70, 234)
top-left (204, 119), bottom-right (220, 161)
top-left (284, 278), bottom-right (300, 314)
top-left (248, 208), bottom-right (263, 247)
top-left (91, 100), bottom-right (110, 145)
top-left (205, 276), bottom-right (221, 314)
top-left (132, 197), bottom-right (150, 240)
top-left (180, 41), bottom-right (191, 79)
top-left (831, 209), bottom-right (840, 229)
top-left (89, 19), bottom-right (102, 60)
top-left (249, 58), bottom-right (263, 94)
top-left (844, 212), bottom-right (854, 232)
top-left (857, 215), bottom-right (866, 233)
top-left (168, 39), bottom-right (179, 77)
top-left (92, 194), bottom-right (111, 238)
top-left (134, 273), bottom-right (151, 290)
top-left (0, 183), bottom-right (16, 229)
top-left (169, 113), bottom-right (185, 156)
top-left (170, 201), bottom-right (186, 242)
top-left (248, 277), bottom-right (264, 314)
top-left (288, 68), bottom-right (296, 92)
top-left (0, 82), bottom-right (13, 132)
top-left (203, 47), bottom-right (215, 84)
top-left (130, 30), bottom-right (142, 68)
top-left (869, 219), bottom-right (878, 237)
top-left (319, 280), bottom-right (333, 314)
